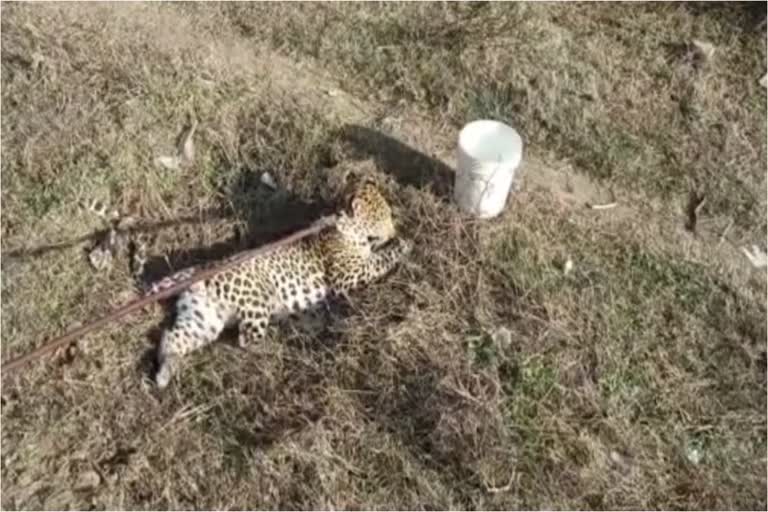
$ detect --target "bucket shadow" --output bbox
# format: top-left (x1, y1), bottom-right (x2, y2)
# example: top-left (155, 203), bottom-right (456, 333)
top-left (338, 124), bottom-right (455, 198)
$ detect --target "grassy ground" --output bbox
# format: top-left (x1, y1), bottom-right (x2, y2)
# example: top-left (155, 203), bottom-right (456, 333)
top-left (1, 2), bottom-right (766, 510)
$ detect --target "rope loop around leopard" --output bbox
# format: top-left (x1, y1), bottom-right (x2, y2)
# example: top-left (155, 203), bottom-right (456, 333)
top-left (1, 215), bottom-right (338, 377)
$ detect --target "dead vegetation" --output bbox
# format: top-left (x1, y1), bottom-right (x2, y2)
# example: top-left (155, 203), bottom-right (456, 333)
top-left (1, 2), bottom-right (766, 510)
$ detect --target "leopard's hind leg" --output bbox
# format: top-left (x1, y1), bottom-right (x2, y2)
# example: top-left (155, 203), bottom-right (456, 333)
top-left (155, 284), bottom-right (233, 389)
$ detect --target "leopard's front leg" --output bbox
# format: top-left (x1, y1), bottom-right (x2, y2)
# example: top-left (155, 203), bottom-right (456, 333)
top-left (330, 237), bottom-right (412, 296)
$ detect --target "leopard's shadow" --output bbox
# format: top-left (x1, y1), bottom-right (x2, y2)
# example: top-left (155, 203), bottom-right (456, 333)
top-left (135, 172), bottom-right (332, 287)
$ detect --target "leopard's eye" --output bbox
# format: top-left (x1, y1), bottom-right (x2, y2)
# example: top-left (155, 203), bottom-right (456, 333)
top-left (367, 236), bottom-right (381, 244)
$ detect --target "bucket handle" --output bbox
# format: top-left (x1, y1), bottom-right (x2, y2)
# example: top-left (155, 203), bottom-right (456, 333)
top-left (469, 155), bottom-right (504, 214)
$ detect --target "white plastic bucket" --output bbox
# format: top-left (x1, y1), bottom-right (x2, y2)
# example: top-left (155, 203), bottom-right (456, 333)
top-left (454, 120), bottom-right (523, 219)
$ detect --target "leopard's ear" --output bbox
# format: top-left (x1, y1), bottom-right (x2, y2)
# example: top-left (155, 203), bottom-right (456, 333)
top-left (341, 171), bottom-right (360, 205)
top-left (340, 172), bottom-right (371, 214)
top-left (339, 172), bottom-right (357, 217)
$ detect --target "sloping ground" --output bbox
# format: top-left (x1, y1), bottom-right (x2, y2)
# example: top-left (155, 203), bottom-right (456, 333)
top-left (1, 3), bottom-right (766, 510)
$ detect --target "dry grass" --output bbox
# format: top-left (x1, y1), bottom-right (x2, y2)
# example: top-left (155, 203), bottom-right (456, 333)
top-left (1, 2), bottom-right (766, 510)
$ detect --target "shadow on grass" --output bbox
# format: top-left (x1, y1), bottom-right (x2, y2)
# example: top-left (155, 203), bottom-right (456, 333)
top-left (0, 211), bottom-right (232, 262)
top-left (682, 1), bottom-right (766, 33)
top-left (339, 124), bottom-right (455, 199)
top-left (137, 164), bottom-right (333, 286)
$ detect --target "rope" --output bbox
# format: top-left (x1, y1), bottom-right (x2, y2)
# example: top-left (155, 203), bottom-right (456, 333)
top-left (1, 215), bottom-right (338, 376)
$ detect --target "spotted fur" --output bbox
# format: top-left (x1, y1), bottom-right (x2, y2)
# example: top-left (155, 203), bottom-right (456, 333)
top-left (153, 183), bottom-right (411, 388)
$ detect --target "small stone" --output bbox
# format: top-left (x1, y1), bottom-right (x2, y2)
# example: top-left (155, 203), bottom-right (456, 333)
top-left (686, 444), bottom-right (704, 465)
top-left (155, 155), bottom-right (181, 170)
top-left (88, 245), bottom-right (113, 272)
top-left (563, 258), bottom-right (574, 275)
top-left (691, 39), bottom-right (715, 61)
top-left (74, 470), bottom-right (101, 491)
top-left (30, 52), bottom-right (45, 71)
top-left (609, 450), bottom-right (632, 475)
top-left (260, 172), bottom-right (277, 189)
top-left (491, 327), bottom-right (512, 349)
top-left (116, 215), bottom-right (137, 230)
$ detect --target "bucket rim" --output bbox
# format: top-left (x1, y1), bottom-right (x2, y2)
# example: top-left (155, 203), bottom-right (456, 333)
top-left (458, 119), bottom-right (522, 164)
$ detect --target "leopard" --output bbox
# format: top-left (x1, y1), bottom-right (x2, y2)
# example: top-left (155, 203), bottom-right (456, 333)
top-left (150, 182), bottom-right (412, 389)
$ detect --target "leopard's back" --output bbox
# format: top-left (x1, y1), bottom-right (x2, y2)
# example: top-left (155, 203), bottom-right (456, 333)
top-left (207, 238), bottom-right (331, 319)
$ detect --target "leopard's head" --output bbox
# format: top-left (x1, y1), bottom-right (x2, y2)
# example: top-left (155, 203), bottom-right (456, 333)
top-left (338, 181), bottom-right (396, 249)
